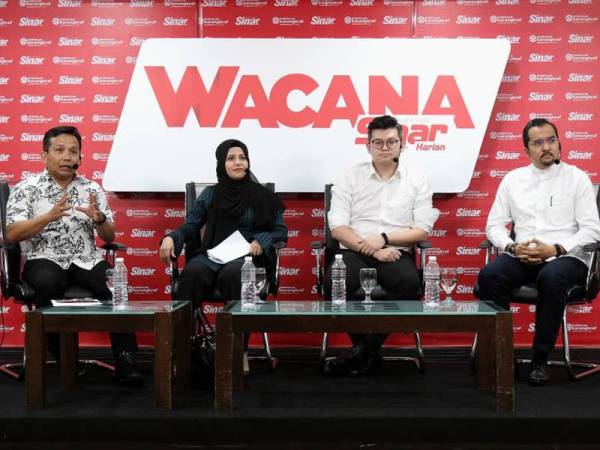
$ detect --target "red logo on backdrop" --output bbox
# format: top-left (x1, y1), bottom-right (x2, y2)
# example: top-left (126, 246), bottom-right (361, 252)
top-left (145, 66), bottom-right (474, 145)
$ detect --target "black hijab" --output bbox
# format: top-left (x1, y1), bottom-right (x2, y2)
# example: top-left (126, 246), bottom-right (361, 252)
top-left (200, 139), bottom-right (285, 253)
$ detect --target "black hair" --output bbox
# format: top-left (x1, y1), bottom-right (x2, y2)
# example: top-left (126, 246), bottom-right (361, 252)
top-left (43, 126), bottom-right (82, 152)
top-left (367, 115), bottom-right (403, 143)
top-left (522, 118), bottom-right (559, 148)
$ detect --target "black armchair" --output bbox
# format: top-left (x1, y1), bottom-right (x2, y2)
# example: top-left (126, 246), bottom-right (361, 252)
top-left (0, 180), bottom-right (124, 380)
top-left (311, 184), bottom-right (430, 372)
top-left (169, 181), bottom-right (286, 371)
top-left (472, 184), bottom-right (600, 380)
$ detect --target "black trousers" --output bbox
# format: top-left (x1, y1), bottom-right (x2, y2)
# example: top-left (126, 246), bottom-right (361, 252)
top-left (174, 257), bottom-right (244, 304)
top-left (324, 250), bottom-right (421, 355)
top-left (477, 254), bottom-right (588, 355)
top-left (22, 259), bottom-right (138, 358)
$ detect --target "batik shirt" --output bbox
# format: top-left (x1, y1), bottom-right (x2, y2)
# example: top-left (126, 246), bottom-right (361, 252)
top-left (6, 170), bottom-right (114, 270)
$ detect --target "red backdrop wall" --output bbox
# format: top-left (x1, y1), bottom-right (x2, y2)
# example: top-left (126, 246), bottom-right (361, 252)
top-left (0, 0), bottom-right (598, 349)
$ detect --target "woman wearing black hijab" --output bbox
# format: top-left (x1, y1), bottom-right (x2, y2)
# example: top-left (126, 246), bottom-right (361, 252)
top-left (160, 139), bottom-right (287, 303)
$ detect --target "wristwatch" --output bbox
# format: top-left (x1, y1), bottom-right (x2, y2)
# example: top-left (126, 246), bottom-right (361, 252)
top-left (93, 212), bottom-right (107, 225)
top-left (505, 242), bottom-right (517, 256)
top-left (381, 232), bottom-right (390, 246)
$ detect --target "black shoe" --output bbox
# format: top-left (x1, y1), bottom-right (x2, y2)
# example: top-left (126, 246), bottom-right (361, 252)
top-left (323, 346), bottom-right (369, 377)
top-left (114, 352), bottom-right (143, 387)
top-left (528, 360), bottom-right (550, 386)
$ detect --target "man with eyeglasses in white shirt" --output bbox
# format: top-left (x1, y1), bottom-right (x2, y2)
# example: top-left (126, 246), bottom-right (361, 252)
top-left (478, 118), bottom-right (600, 386)
top-left (323, 115), bottom-right (439, 377)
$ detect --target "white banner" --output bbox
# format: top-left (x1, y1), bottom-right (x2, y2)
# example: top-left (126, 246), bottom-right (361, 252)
top-left (104, 38), bottom-right (510, 192)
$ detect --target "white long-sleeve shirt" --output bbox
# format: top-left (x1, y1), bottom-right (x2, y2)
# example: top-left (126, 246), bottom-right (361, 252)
top-left (486, 162), bottom-right (600, 267)
top-left (328, 162), bottom-right (439, 250)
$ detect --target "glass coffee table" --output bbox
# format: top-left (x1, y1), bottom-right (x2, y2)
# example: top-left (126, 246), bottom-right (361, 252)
top-left (25, 300), bottom-right (192, 410)
top-left (215, 300), bottom-right (513, 412)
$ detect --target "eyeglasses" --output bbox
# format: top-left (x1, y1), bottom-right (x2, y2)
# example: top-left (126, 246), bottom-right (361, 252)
top-left (529, 136), bottom-right (558, 148)
top-left (370, 138), bottom-right (400, 150)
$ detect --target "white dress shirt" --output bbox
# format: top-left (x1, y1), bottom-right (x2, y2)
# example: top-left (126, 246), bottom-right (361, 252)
top-left (486, 162), bottom-right (600, 267)
top-left (6, 171), bottom-right (114, 270)
top-left (328, 162), bottom-right (439, 250)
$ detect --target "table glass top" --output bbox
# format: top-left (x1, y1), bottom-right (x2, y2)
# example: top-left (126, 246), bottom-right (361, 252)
top-left (38, 300), bottom-right (189, 315)
top-left (226, 300), bottom-right (505, 316)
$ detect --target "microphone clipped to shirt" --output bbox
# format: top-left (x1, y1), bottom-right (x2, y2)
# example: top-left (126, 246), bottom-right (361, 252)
top-left (393, 157), bottom-right (399, 163)
top-left (553, 158), bottom-right (560, 165)
top-left (71, 163), bottom-right (79, 170)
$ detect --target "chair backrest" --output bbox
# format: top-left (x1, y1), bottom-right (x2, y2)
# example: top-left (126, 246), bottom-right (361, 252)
top-left (0, 181), bottom-right (25, 301)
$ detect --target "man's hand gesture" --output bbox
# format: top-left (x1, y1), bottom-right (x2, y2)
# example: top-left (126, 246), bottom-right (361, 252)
top-left (75, 193), bottom-right (104, 223)
top-left (46, 193), bottom-right (72, 222)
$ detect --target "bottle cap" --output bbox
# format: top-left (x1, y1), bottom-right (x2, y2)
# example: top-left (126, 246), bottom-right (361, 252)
top-left (335, 254), bottom-right (342, 259)
top-left (116, 257), bottom-right (124, 262)
top-left (429, 256), bottom-right (437, 261)
top-left (245, 256), bottom-right (252, 261)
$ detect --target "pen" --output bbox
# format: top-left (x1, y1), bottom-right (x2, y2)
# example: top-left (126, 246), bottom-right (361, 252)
top-left (550, 196), bottom-right (553, 207)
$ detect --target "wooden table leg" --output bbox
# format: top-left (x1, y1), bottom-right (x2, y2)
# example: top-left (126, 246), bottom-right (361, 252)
top-left (215, 312), bottom-right (233, 411)
top-left (477, 326), bottom-right (494, 392)
top-left (154, 311), bottom-right (173, 410)
top-left (174, 303), bottom-right (191, 388)
top-left (495, 312), bottom-right (514, 412)
top-left (26, 311), bottom-right (46, 409)
top-left (233, 332), bottom-right (243, 392)
top-left (60, 332), bottom-right (78, 389)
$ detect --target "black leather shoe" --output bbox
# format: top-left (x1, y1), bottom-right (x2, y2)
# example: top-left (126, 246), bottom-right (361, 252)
top-left (114, 352), bottom-right (143, 387)
top-left (528, 360), bottom-right (550, 386)
top-left (323, 346), bottom-right (369, 377)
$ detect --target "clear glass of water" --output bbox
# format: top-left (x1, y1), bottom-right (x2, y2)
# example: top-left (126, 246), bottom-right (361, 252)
top-left (359, 268), bottom-right (377, 304)
top-left (255, 267), bottom-right (267, 304)
top-left (440, 268), bottom-right (458, 301)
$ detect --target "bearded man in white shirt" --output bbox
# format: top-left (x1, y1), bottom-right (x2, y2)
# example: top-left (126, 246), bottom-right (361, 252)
top-left (478, 118), bottom-right (600, 386)
top-left (323, 115), bottom-right (439, 377)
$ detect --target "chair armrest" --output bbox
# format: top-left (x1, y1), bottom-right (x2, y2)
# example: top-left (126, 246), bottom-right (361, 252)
top-left (101, 242), bottom-right (127, 252)
top-left (478, 239), bottom-right (497, 265)
top-left (583, 242), bottom-right (600, 253)
top-left (273, 240), bottom-right (286, 250)
top-left (417, 240), bottom-right (431, 250)
top-left (100, 242), bottom-right (127, 267)
top-left (479, 239), bottom-right (493, 249)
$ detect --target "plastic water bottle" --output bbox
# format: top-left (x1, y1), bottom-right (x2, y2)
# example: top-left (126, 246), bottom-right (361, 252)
top-left (112, 257), bottom-right (129, 310)
top-left (423, 255), bottom-right (441, 305)
top-left (241, 256), bottom-right (256, 307)
top-left (331, 254), bottom-right (346, 305)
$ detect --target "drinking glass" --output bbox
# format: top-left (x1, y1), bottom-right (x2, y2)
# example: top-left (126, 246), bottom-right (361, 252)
top-left (440, 268), bottom-right (458, 301)
top-left (255, 267), bottom-right (267, 304)
top-left (359, 268), bottom-right (377, 304)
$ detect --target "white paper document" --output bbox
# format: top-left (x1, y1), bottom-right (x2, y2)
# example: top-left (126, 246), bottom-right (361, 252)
top-left (51, 298), bottom-right (102, 307)
top-left (207, 230), bottom-right (250, 264)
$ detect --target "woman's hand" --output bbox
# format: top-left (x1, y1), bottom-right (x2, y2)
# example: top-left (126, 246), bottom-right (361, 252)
top-left (159, 236), bottom-right (175, 265)
top-left (249, 240), bottom-right (263, 256)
